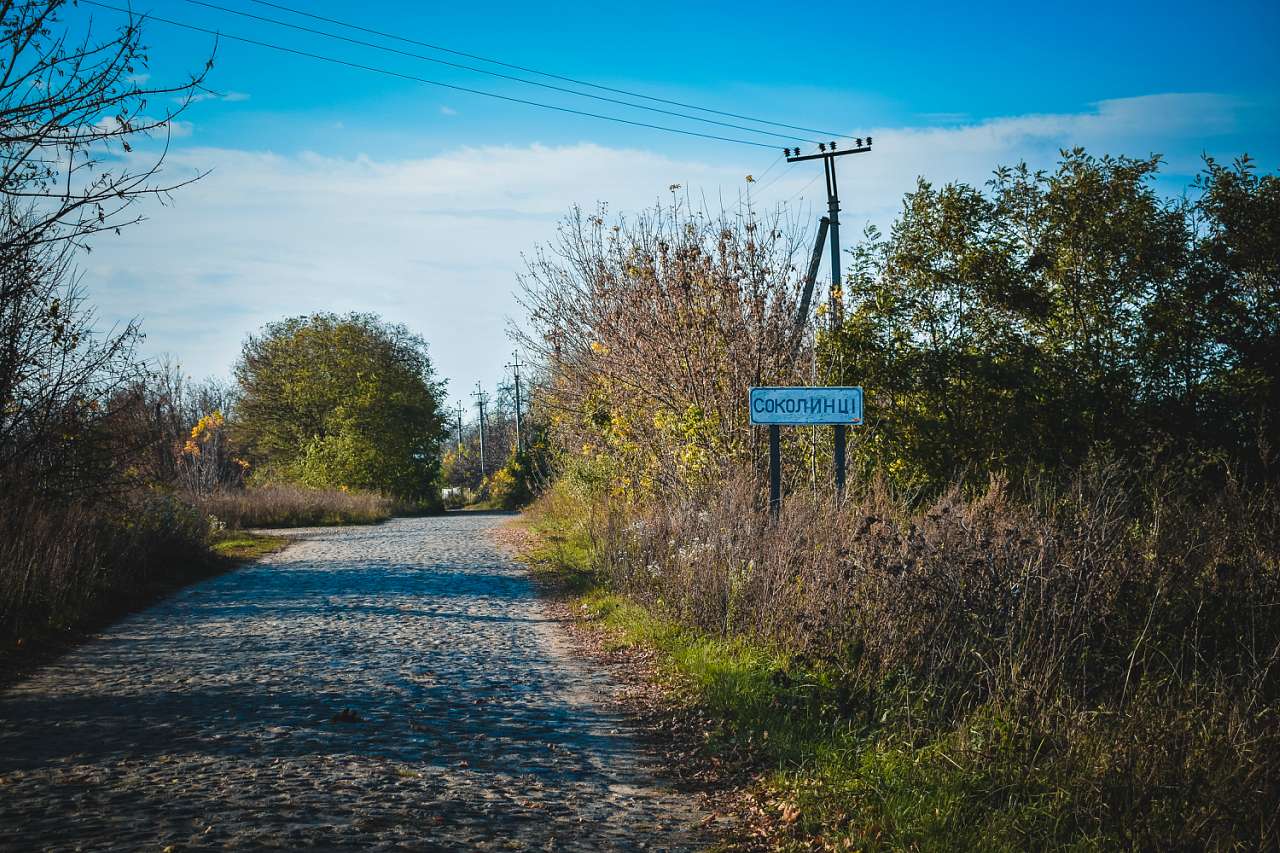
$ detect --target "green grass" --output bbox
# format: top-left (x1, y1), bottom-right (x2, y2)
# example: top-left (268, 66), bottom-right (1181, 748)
top-left (519, 501), bottom-right (1113, 852)
top-left (210, 530), bottom-right (290, 560)
top-left (520, 506), bottom-right (600, 596)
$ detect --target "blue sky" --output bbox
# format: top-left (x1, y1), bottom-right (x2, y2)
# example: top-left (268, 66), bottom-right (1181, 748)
top-left (68, 0), bottom-right (1280, 406)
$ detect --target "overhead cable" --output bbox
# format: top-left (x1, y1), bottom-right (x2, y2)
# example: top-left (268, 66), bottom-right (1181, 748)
top-left (248, 0), bottom-right (858, 141)
top-left (182, 0), bottom-right (817, 144)
top-left (80, 1), bottom-right (783, 149)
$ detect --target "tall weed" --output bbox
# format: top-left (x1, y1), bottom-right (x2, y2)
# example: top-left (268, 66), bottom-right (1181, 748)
top-left (586, 462), bottom-right (1280, 848)
top-left (0, 494), bottom-right (210, 644)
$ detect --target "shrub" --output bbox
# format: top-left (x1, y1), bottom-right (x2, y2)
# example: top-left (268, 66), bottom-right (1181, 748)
top-left (485, 444), bottom-right (544, 509)
top-left (514, 201), bottom-right (812, 502)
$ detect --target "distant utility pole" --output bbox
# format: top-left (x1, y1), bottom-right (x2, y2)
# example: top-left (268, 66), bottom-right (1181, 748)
top-left (454, 400), bottom-right (464, 451)
top-left (505, 351), bottom-right (524, 453)
top-left (784, 136), bottom-right (873, 494)
top-left (471, 383), bottom-right (489, 477)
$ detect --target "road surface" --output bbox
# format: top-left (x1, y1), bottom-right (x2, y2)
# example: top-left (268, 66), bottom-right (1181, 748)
top-left (0, 513), bottom-right (705, 851)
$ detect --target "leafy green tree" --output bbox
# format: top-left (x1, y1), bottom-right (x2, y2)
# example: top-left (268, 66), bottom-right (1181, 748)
top-left (824, 149), bottom-right (1278, 491)
top-left (234, 313), bottom-right (447, 505)
top-left (1186, 156), bottom-right (1280, 462)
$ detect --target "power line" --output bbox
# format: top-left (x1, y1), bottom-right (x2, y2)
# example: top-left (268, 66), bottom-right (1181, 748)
top-left (249, 0), bottom-right (858, 142)
top-left (753, 150), bottom-right (814, 197)
top-left (181, 0), bottom-right (818, 144)
top-left (784, 171), bottom-right (824, 206)
top-left (80, 1), bottom-right (783, 149)
top-left (751, 159), bottom-right (794, 197)
top-left (749, 152), bottom-right (784, 189)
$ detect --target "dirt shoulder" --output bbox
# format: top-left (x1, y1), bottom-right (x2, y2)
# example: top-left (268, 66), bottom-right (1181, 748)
top-left (495, 518), bottom-right (785, 852)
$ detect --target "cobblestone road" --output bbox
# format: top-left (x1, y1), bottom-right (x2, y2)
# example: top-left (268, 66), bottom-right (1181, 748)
top-left (0, 514), bottom-right (706, 851)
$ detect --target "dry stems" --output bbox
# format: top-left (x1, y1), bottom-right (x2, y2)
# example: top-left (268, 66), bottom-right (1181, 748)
top-left (591, 461), bottom-right (1280, 847)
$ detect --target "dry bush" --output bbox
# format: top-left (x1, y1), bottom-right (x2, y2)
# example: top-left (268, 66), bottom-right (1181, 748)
top-left (595, 462), bottom-right (1280, 846)
top-left (515, 200), bottom-right (813, 499)
top-left (0, 493), bottom-right (209, 643)
top-left (192, 484), bottom-right (395, 529)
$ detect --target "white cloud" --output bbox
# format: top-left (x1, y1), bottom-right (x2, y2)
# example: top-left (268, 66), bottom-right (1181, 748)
top-left (440, 105), bottom-right (458, 116)
top-left (182, 90), bottom-right (251, 104)
top-left (750, 92), bottom-right (1252, 225)
top-left (80, 92), bottom-right (1260, 396)
top-left (93, 115), bottom-right (193, 138)
top-left (86, 142), bottom-right (738, 395)
top-left (161, 119), bottom-right (195, 139)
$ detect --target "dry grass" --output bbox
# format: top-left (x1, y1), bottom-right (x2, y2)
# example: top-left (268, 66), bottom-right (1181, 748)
top-left (191, 484), bottom-right (396, 529)
top-left (0, 493), bottom-right (213, 659)
top-left (0, 483), bottom-right (394, 653)
top-left (0, 494), bottom-right (299, 688)
top-left (561, 461), bottom-right (1280, 849)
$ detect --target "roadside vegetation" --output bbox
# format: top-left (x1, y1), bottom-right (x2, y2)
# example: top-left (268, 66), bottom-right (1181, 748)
top-left (442, 386), bottom-right (549, 510)
top-left (209, 530), bottom-right (291, 561)
top-left (232, 312), bottom-right (448, 509)
top-left (0, 3), bottom-right (447, 660)
top-left (194, 484), bottom-right (397, 529)
top-left (0, 0), bottom-right (213, 658)
top-left (515, 154), bottom-right (1280, 849)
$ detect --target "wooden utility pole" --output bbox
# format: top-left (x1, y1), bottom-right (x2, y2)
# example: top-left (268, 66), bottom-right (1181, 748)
top-left (471, 383), bottom-right (489, 477)
top-left (505, 351), bottom-right (524, 453)
top-left (783, 137), bottom-right (873, 495)
top-left (454, 400), bottom-right (464, 451)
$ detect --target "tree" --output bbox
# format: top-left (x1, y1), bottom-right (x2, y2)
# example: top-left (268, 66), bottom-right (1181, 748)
top-left (233, 312), bottom-right (448, 505)
top-left (1187, 155), bottom-right (1280, 462)
top-left (822, 149), bottom-right (1278, 491)
top-left (0, 0), bottom-right (209, 500)
top-left (1, 0), bottom-right (210, 256)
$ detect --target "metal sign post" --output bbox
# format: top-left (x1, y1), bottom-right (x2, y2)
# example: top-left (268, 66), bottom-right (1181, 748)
top-left (750, 386), bottom-right (863, 516)
top-left (835, 422), bottom-right (846, 492)
top-left (769, 424), bottom-right (781, 514)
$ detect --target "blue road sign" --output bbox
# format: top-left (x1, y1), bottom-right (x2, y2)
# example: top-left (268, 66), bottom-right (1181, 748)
top-left (749, 386), bottom-right (863, 426)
